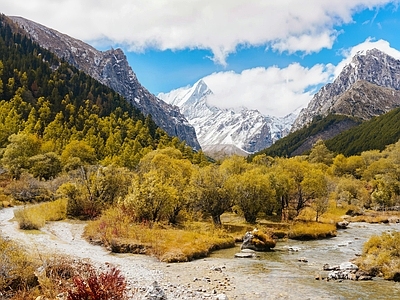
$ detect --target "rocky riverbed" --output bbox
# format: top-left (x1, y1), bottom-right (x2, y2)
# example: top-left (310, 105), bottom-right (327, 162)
top-left (2, 207), bottom-right (400, 299)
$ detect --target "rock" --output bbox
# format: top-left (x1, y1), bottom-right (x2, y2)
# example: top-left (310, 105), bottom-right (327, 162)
top-left (326, 262), bottom-right (364, 281)
top-left (216, 294), bottom-right (229, 300)
top-left (336, 221), bottom-right (349, 229)
top-left (298, 257), bottom-right (308, 263)
top-left (56, 293), bottom-right (67, 300)
top-left (393, 272), bottom-right (400, 282)
top-left (144, 281), bottom-right (167, 300)
top-left (358, 275), bottom-right (373, 281)
top-left (347, 273), bottom-right (357, 281)
top-left (340, 262), bottom-right (358, 271)
top-left (323, 264), bottom-right (339, 271)
top-left (241, 229), bottom-right (276, 252)
top-left (210, 266), bottom-right (223, 272)
top-left (286, 246), bottom-right (301, 252)
top-left (315, 273), bottom-right (323, 280)
top-left (388, 217), bottom-right (400, 223)
top-left (234, 252), bottom-right (255, 258)
top-left (240, 249), bottom-right (256, 253)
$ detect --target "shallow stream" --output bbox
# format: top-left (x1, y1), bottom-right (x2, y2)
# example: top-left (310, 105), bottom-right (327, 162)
top-left (1, 207), bottom-right (400, 299)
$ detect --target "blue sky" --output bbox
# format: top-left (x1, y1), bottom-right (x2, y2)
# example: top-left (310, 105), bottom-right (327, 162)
top-left (3, 0), bottom-right (400, 117)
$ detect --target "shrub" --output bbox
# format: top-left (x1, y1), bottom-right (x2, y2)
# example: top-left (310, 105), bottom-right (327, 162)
top-left (356, 231), bottom-right (400, 280)
top-left (67, 265), bottom-right (127, 300)
top-left (14, 208), bottom-right (45, 230)
top-left (4, 174), bottom-right (52, 203)
top-left (0, 236), bottom-right (37, 297)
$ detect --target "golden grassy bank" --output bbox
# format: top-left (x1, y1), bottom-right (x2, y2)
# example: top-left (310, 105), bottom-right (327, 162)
top-left (13, 198), bottom-right (67, 230)
top-left (84, 207), bottom-right (235, 262)
top-left (355, 231), bottom-right (400, 280)
top-left (288, 222), bottom-right (337, 240)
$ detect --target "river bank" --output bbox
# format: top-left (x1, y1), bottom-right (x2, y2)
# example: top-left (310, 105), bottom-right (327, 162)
top-left (1, 207), bottom-right (400, 299)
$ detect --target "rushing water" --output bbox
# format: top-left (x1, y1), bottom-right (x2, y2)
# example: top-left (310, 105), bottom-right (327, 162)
top-left (208, 222), bottom-right (400, 299)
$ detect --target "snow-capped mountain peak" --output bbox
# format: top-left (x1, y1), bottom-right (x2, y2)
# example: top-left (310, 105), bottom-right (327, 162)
top-left (158, 80), bottom-right (296, 154)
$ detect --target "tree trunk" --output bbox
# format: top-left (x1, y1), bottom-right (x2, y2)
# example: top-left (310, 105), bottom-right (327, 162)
top-left (212, 214), bottom-right (222, 227)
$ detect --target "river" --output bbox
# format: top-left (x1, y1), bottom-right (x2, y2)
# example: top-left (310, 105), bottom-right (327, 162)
top-left (1, 207), bottom-right (400, 299)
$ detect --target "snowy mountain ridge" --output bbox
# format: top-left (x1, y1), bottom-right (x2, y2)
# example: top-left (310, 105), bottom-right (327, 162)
top-left (158, 80), bottom-right (296, 154)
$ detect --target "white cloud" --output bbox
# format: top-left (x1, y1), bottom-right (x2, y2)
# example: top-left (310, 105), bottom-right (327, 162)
top-left (2, 0), bottom-right (396, 65)
top-left (203, 63), bottom-right (335, 117)
top-left (201, 37), bottom-right (400, 117)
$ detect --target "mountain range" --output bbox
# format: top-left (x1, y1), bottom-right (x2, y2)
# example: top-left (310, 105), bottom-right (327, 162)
top-left (158, 80), bottom-right (296, 155)
top-left (261, 48), bottom-right (400, 157)
top-left (8, 16), bottom-right (201, 150)
top-left (292, 48), bottom-right (400, 131)
top-left (7, 15), bottom-right (400, 157)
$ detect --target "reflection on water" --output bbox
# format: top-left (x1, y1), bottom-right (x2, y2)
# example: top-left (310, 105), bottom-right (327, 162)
top-left (210, 222), bottom-right (400, 299)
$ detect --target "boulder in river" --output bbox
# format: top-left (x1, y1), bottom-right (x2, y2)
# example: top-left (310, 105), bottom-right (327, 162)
top-left (234, 252), bottom-right (256, 258)
top-left (336, 221), bottom-right (349, 229)
top-left (326, 262), bottom-right (373, 281)
top-left (241, 229), bottom-right (276, 251)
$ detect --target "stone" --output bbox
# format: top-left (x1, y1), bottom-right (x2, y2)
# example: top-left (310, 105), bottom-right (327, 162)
top-left (323, 264), bottom-right (339, 271)
top-left (358, 275), bottom-right (373, 281)
top-left (287, 246), bottom-right (301, 252)
top-left (144, 281), bottom-right (167, 300)
top-left (336, 221), bottom-right (349, 229)
top-left (234, 252), bottom-right (255, 258)
top-left (216, 294), bottom-right (229, 300)
top-left (240, 229), bottom-right (276, 252)
top-left (340, 262), bottom-right (358, 271)
top-left (298, 257), bottom-right (308, 263)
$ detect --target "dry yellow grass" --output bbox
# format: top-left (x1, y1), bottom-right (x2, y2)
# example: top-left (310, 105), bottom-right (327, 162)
top-left (288, 222), bottom-right (337, 240)
top-left (14, 198), bottom-right (67, 230)
top-left (355, 232), bottom-right (400, 280)
top-left (84, 207), bottom-right (235, 262)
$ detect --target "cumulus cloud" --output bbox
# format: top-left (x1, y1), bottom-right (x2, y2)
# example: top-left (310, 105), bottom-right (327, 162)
top-left (203, 63), bottom-right (335, 117)
top-left (2, 0), bottom-right (396, 65)
top-left (199, 37), bottom-right (400, 117)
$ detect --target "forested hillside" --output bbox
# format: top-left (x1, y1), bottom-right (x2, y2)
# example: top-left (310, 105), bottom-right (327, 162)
top-left (252, 114), bottom-right (361, 158)
top-left (255, 105), bottom-right (400, 158)
top-left (326, 107), bottom-right (400, 156)
top-left (0, 14), bottom-right (206, 179)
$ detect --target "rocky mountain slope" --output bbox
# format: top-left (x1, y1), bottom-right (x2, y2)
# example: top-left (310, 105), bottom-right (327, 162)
top-left (292, 48), bottom-right (400, 131)
top-left (158, 80), bottom-right (296, 154)
top-left (9, 16), bottom-right (200, 149)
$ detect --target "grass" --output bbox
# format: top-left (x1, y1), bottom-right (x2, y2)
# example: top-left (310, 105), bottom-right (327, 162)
top-left (355, 231), bottom-right (400, 280)
top-left (348, 211), bottom-right (400, 223)
top-left (14, 198), bottom-right (67, 230)
top-left (0, 234), bottom-right (130, 300)
top-left (288, 222), bottom-right (337, 240)
top-left (84, 206), bottom-right (235, 262)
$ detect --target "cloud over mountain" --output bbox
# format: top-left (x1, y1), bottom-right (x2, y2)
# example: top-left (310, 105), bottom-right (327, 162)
top-left (3, 0), bottom-right (396, 65)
